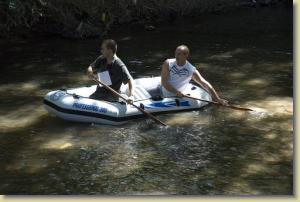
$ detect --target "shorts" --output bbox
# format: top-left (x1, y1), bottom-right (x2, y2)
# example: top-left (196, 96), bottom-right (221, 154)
top-left (89, 87), bottom-right (119, 102)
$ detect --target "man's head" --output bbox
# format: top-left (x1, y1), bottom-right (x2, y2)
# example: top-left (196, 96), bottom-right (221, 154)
top-left (175, 45), bottom-right (190, 64)
top-left (101, 39), bottom-right (117, 58)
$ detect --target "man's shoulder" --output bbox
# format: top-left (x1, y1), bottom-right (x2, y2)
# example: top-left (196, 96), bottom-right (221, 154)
top-left (114, 55), bottom-right (123, 62)
top-left (90, 55), bottom-right (105, 69)
top-left (167, 58), bottom-right (176, 63)
top-left (94, 55), bottom-right (106, 63)
top-left (164, 58), bottom-right (175, 67)
top-left (114, 55), bottom-right (126, 66)
top-left (186, 60), bottom-right (196, 70)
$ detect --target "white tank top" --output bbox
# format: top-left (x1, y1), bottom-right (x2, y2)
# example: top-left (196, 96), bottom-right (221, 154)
top-left (167, 58), bottom-right (196, 92)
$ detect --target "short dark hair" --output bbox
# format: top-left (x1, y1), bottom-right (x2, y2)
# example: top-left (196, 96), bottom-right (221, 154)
top-left (103, 39), bottom-right (117, 54)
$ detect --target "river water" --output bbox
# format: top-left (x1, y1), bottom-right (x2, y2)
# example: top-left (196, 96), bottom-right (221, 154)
top-left (0, 6), bottom-right (293, 195)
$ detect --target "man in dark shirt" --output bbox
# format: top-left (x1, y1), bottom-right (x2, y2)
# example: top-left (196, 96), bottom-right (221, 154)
top-left (87, 39), bottom-right (133, 102)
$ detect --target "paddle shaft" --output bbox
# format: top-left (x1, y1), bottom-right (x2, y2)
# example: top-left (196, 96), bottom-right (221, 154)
top-left (183, 95), bottom-right (253, 111)
top-left (92, 78), bottom-right (167, 126)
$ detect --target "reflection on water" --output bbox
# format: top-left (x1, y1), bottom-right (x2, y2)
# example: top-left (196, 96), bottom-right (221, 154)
top-left (0, 6), bottom-right (293, 194)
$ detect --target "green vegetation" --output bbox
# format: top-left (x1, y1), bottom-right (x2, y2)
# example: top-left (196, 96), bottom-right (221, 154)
top-left (0, 0), bottom-right (291, 39)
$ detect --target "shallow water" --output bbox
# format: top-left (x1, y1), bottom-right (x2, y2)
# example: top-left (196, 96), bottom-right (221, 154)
top-left (0, 6), bottom-right (293, 195)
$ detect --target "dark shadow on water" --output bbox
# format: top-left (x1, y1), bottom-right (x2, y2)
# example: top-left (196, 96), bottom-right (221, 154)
top-left (0, 103), bottom-right (293, 194)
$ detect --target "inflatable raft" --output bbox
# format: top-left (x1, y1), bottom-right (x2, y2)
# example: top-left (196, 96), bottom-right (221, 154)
top-left (43, 77), bottom-right (212, 125)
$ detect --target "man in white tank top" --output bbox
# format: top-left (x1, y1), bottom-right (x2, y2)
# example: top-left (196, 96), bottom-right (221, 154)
top-left (161, 45), bottom-right (228, 105)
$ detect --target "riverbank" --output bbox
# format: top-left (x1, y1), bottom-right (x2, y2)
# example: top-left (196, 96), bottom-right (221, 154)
top-left (0, 0), bottom-right (292, 40)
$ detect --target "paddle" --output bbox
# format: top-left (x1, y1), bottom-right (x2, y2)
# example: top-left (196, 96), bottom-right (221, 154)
top-left (92, 78), bottom-right (167, 126)
top-left (183, 94), bottom-right (253, 111)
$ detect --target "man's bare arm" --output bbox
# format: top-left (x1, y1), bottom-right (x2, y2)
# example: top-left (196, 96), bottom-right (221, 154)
top-left (128, 78), bottom-right (133, 97)
top-left (87, 66), bottom-right (96, 79)
top-left (192, 70), bottom-right (227, 104)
